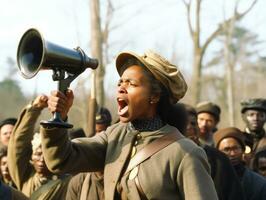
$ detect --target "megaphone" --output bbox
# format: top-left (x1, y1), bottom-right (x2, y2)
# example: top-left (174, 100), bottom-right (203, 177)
top-left (17, 28), bottom-right (98, 129)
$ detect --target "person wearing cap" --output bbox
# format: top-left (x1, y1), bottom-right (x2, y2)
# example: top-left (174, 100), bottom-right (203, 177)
top-left (241, 98), bottom-right (266, 151)
top-left (0, 118), bottom-right (17, 147)
top-left (182, 103), bottom-right (245, 200)
top-left (95, 107), bottom-right (112, 134)
top-left (41, 50), bottom-right (218, 200)
top-left (7, 95), bottom-right (71, 199)
top-left (196, 101), bottom-right (221, 146)
top-left (214, 127), bottom-right (266, 200)
top-left (66, 107), bottom-right (112, 200)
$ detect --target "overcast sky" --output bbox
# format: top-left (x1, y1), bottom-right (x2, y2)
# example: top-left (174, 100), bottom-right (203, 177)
top-left (0, 0), bottom-right (265, 96)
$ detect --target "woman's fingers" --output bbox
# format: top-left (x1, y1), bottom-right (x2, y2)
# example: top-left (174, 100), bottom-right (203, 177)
top-left (48, 90), bottom-right (74, 118)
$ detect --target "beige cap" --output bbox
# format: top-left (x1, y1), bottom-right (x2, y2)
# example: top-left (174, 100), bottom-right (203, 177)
top-left (116, 50), bottom-right (187, 103)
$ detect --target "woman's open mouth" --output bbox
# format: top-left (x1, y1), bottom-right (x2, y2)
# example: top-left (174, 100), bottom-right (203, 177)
top-left (117, 98), bottom-right (129, 116)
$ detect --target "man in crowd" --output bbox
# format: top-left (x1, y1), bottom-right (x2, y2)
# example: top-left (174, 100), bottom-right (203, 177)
top-left (182, 103), bottom-right (244, 200)
top-left (0, 118), bottom-right (17, 147)
top-left (214, 127), bottom-right (266, 200)
top-left (0, 147), bottom-right (15, 188)
top-left (7, 95), bottom-right (71, 199)
top-left (241, 98), bottom-right (266, 151)
top-left (196, 101), bottom-right (221, 146)
top-left (66, 106), bottom-right (112, 200)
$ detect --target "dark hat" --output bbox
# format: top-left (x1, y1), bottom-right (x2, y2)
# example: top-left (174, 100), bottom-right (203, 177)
top-left (96, 107), bottom-right (112, 125)
top-left (213, 127), bottom-right (245, 150)
top-left (241, 98), bottom-right (266, 113)
top-left (116, 50), bottom-right (187, 103)
top-left (196, 101), bottom-right (221, 121)
top-left (0, 118), bottom-right (17, 129)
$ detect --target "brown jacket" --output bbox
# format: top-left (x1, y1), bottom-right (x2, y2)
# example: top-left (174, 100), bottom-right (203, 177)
top-left (7, 104), bottom-right (71, 199)
top-left (41, 123), bottom-right (218, 200)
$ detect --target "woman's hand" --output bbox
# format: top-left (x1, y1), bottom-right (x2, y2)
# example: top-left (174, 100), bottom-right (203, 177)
top-left (48, 89), bottom-right (74, 120)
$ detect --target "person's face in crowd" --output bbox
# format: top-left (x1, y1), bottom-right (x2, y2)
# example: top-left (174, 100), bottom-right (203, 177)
top-left (0, 156), bottom-right (11, 181)
top-left (31, 146), bottom-right (50, 176)
top-left (197, 113), bottom-right (217, 139)
top-left (243, 109), bottom-right (266, 132)
top-left (185, 114), bottom-right (200, 145)
top-left (95, 123), bottom-right (108, 134)
top-left (117, 65), bottom-right (158, 123)
top-left (257, 157), bottom-right (266, 178)
top-left (218, 137), bottom-right (243, 166)
top-left (0, 124), bottom-right (14, 146)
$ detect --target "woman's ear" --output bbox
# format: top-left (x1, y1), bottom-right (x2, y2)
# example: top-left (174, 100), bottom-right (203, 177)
top-left (150, 94), bottom-right (160, 104)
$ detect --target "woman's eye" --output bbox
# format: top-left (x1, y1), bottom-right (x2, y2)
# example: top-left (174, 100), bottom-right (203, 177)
top-left (117, 80), bottom-right (122, 86)
top-left (129, 82), bottom-right (136, 86)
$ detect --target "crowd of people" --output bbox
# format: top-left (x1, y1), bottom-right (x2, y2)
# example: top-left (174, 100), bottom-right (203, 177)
top-left (0, 50), bottom-right (266, 199)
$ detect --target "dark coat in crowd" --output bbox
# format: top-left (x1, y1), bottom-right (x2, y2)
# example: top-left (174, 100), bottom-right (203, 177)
top-left (0, 180), bottom-right (28, 200)
top-left (234, 163), bottom-right (266, 200)
top-left (203, 145), bottom-right (245, 200)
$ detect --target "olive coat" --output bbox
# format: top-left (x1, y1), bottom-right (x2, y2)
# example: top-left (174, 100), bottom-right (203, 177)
top-left (7, 104), bottom-right (71, 199)
top-left (41, 123), bottom-right (218, 200)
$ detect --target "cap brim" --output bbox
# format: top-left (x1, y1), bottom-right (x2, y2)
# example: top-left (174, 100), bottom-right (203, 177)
top-left (116, 52), bottom-right (145, 76)
top-left (241, 106), bottom-right (266, 113)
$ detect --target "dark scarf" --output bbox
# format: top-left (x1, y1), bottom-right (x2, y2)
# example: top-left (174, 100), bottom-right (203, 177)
top-left (130, 116), bottom-right (164, 132)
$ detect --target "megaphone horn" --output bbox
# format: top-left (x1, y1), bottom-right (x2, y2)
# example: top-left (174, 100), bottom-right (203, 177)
top-left (17, 28), bottom-right (98, 79)
top-left (17, 28), bottom-right (98, 129)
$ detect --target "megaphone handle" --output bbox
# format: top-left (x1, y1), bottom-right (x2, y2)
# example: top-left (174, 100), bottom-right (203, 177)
top-left (40, 77), bottom-right (73, 129)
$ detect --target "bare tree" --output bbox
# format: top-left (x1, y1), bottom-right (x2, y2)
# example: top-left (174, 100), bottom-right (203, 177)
top-left (223, 10), bottom-right (236, 126)
top-left (182, 0), bottom-right (257, 105)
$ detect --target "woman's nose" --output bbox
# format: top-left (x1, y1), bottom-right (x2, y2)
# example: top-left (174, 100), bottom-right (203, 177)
top-left (118, 85), bottom-right (127, 94)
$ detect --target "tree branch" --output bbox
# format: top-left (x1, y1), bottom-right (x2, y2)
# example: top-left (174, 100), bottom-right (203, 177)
top-left (201, 0), bottom-right (257, 57)
top-left (182, 0), bottom-right (194, 38)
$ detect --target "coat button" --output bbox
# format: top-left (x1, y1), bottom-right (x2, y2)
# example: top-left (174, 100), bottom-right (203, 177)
top-left (129, 166), bottom-right (138, 180)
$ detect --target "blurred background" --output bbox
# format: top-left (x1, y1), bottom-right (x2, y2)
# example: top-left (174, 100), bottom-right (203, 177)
top-left (0, 0), bottom-right (265, 131)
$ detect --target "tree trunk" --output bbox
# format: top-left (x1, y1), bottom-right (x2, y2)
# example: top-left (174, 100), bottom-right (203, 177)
top-left (183, 0), bottom-right (257, 105)
top-left (191, 47), bottom-right (202, 105)
top-left (224, 19), bottom-right (235, 126)
top-left (90, 0), bottom-right (104, 106)
top-left (86, 0), bottom-right (104, 136)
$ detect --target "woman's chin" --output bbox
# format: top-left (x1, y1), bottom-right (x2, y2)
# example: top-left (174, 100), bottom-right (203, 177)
top-left (119, 116), bottom-right (130, 123)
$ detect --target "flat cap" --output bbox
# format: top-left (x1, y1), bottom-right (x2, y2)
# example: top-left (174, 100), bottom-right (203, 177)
top-left (95, 107), bottom-right (112, 125)
top-left (241, 98), bottom-right (266, 113)
top-left (116, 50), bottom-right (187, 103)
top-left (196, 101), bottom-right (221, 121)
top-left (213, 127), bottom-right (245, 150)
top-left (0, 118), bottom-right (17, 129)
